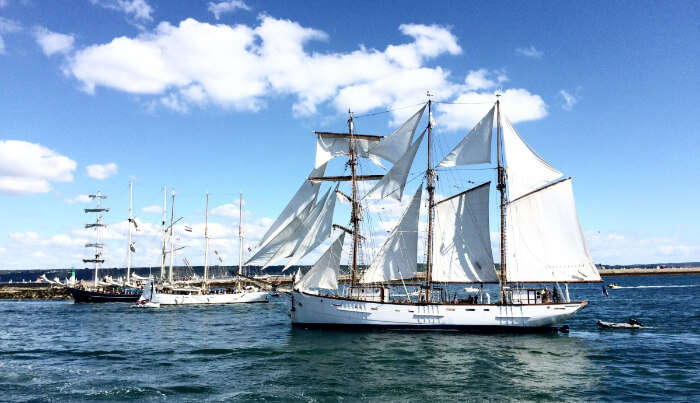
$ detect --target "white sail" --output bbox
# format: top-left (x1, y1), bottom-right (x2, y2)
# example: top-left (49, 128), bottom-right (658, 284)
top-left (297, 232), bottom-right (346, 291)
top-left (368, 105), bottom-right (426, 164)
top-left (433, 182), bottom-right (498, 283)
top-left (283, 186), bottom-right (337, 270)
top-left (315, 134), bottom-right (379, 169)
top-left (502, 116), bottom-right (562, 200)
top-left (244, 200), bottom-right (316, 266)
top-left (360, 186), bottom-right (422, 283)
top-left (365, 131), bottom-right (425, 201)
top-left (261, 189), bottom-right (331, 269)
top-left (437, 106), bottom-right (494, 167)
top-left (505, 178), bottom-right (601, 283)
top-left (258, 163), bottom-right (326, 248)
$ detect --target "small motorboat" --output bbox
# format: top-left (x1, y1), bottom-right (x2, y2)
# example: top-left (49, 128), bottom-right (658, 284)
top-left (463, 287), bottom-right (480, 293)
top-left (597, 318), bottom-right (643, 329)
top-left (133, 299), bottom-right (160, 308)
top-left (608, 283), bottom-right (623, 289)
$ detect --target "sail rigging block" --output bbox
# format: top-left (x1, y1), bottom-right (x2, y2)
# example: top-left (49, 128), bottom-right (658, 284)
top-left (433, 182), bottom-right (498, 283)
top-left (365, 130), bottom-right (425, 201)
top-left (505, 178), bottom-right (601, 283)
top-left (258, 163), bottom-right (326, 249)
top-left (360, 186), bottom-right (422, 283)
top-left (437, 106), bottom-right (494, 167)
top-left (368, 105), bottom-right (426, 165)
top-left (297, 232), bottom-right (346, 291)
top-left (502, 116), bottom-right (562, 200)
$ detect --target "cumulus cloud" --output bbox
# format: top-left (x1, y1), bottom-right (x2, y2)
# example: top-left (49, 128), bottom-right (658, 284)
top-left (65, 194), bottom-right (92, 204)
top-left (437, 87), bottom-right (547, 131)
top-left (90, 0), bottom-right (153, 22)
top-left (65, 17), bottom-right (463, 117)
top-left (0, 16), bottom-right (21, 55)
top-left (208, 0), bottom-right (250, 20)
top-left (86, 162), bottom-right (118, 180)
top-left (34, 27), bottom-right (75, 56)
top-left (0, 140), bottom-right (76, 195)
top-left (515, 45), bottom-right (543, 58)
top-left (559, 89), bottom-right (579, 111)
top-left (464, 69), bottom-right (508, 91)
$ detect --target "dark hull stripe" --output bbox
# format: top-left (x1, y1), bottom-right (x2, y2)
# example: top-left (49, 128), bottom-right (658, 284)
top-left (69, 288), bottom-right (141, 303)
top-left (292, 322), bottom-right (559, 334)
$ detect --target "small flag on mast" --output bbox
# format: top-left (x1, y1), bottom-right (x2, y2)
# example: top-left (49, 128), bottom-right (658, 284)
top-left (184, 225), bottom-right (192, 232)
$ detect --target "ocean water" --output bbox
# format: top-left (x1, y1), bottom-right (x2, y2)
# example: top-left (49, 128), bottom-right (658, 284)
top-left (1, 274), bottom-right (699, 402)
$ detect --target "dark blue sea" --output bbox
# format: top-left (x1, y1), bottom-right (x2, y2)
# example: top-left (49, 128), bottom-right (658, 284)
top-left (1, 274), bottom-right (699, 402)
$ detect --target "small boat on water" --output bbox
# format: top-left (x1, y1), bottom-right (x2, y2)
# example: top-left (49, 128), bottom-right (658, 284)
top-left (597, 318), bottom-right (643, 329)
top-left (608, 284), bottom-right (623, 289)
top-left (133, 299), bottom-right (160, 308)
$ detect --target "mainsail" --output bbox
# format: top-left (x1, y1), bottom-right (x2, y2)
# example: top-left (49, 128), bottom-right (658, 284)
top-left (501, 116), bottom-right (562, 200)
top-left (437, 106), bottom-right (495, 167)
top-left (505, 178), bottom-right (601, 282)
top-left (364, 130), bottom-right (425, 201)
top-left (296, 232), bottom-right (345, 291)
top-left (360, 186), bottom-right (422, 283)
top-left (367, 105), bottom-right (425, 164)
top-left (433, 182), bottom-right (498, 283)
top-left (258, 164), bottom-right (326, 248)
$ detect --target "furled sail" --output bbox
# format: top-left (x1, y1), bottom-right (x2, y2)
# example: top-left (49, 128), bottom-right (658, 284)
top-left (261, 189), bottom-right (331, 269)
top-left (296, 232), bottom-right (345, 291)
top-left (258, 163), bottom-right (326, 248)
top-left (437, 106), bottom-right (495, 167)
top-left (364, 130), bottom-right (425, 201)
top-left (368, 105), bottom-right (426, 164)
top-left (502, 116), bottom-right (562, 200)
top-left (360, 186), bottom-right (422, 283)
top-left (315, 134), bottom-right (379, 169)
top-left (283, 186), bottom-right (337, 270)
top-left (505, 178), bottom-right (601, 282)
top-left (433, 182), bottom-right (498, 283)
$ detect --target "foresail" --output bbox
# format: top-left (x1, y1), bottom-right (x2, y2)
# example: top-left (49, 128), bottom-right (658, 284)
top-left (437, 106), bottom-right (495, 167)
top-left (505, 178), bottom-right (601, 282)
top-left (360, 186), bottom-right (422, 283)
top-left (433, 182), bottom-right (498, 283)
top-left (245, 201), bottom-right (314, 266)
top-left (258, 163), bottom-right (326, 248)
top-left (364, 130), bottom-right (425, 201)
top-left (297, 232), bottom-right (345, 291)
top-left (368, 105), bottom-right (426, 164)
top-left (502, 116), bottom-right (562, 200)
top-left (283, 186), bottom-right (337, 270)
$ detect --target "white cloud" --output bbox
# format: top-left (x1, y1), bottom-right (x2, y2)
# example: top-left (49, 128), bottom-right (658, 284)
top-left (34, 27), bottom-right (75, 56)
top-left (464, 69), bottom-right (508, 91)
top-left (208, 0), bottom-right (250, 20)
top-left (0, 16), bottom-right (21, 55)
top-left (0, 1), bottom-right (8, 8)
top-left (559, 89), bottom-right (579, 111)
top-left (65, 194), bottom-right (92, 204)
top-left (0, 140), bottom-right (76, 195)
top-left (586, 231), bottom-right (700, 265)
top-left (141, 204), bottom-right (162, 214)
top-left (86, 162), bottom-right (118, 180)
top-left (90, 0), bottom-right (153, 22)
top-left (437, 88), bottom-right (547, 131)
top-left (515, 45), bottom-right (543, 58)
top-left (66, 17), bottom-right (463, 118)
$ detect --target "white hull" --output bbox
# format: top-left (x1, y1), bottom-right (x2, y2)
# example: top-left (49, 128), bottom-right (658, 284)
top-left (291, 291), bottom-right (586, 331)
top-left (142, 289), bottom-right (269, 305)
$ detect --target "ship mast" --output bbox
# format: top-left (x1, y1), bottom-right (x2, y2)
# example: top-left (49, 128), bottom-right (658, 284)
top-left (238, 192), bottom-right (244, 282)
top-left (203, 192), bottom-right (209, 289)
top-left (348, 111), bottom-right (359, 287)
top-left (126, 181), bottom-right (133, 284)
top-left (425, 97), bottom-right (435, 302)
top-left (496, 97), bottom-right (508, 302)
top-left (168, 191), bottom-right (175, 283)
top-left (83, 192), bottom-right (108, 287)
top-left (160, 186), bottom-right (167, 280)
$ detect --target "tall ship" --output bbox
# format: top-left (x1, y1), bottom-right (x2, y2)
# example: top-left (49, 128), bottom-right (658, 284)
top-left (68, 186), bottom-right (141, 303)
top-left (254, 95), bottom-right (601, 331)
top-left (140, 191), bottom-right (269, 305)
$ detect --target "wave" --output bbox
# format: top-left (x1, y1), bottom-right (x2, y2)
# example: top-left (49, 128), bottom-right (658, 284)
top-left (610, 284), bottom-right (700, 289)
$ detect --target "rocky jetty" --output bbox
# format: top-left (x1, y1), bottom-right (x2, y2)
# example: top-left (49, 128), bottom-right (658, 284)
top-left (0, 283), bottom-right (71, 300)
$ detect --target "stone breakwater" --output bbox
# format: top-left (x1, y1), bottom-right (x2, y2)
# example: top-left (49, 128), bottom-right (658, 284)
top-left (0, 284), bottom-right (71, 300)
top-left (598, 267), bottom-right (700, 276)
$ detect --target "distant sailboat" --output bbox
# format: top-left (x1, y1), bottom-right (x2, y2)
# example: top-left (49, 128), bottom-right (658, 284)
top-left (256, 96), bottom-right (601, 330)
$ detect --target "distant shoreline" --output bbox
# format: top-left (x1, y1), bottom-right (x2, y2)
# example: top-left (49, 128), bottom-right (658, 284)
top-left (599, 267), bottom-right (700, 277)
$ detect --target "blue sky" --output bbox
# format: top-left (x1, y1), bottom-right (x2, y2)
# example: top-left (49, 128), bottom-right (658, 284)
top-left (0, 0), bottom-right (698, 270)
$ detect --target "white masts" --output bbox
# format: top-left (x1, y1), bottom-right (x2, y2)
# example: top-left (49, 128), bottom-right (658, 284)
top-left (160, 186), bottom-right (167, 280)
top-left (168, 190), bottom-right (175, 283)
top-left (126, 181), bottom-right (133, 283)
top-left (83, 192), bottom-right (108, 287)
top-left (425, 98), bottom-right (435, 302)
top-left (203, 192), bottom-right (210, 288)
